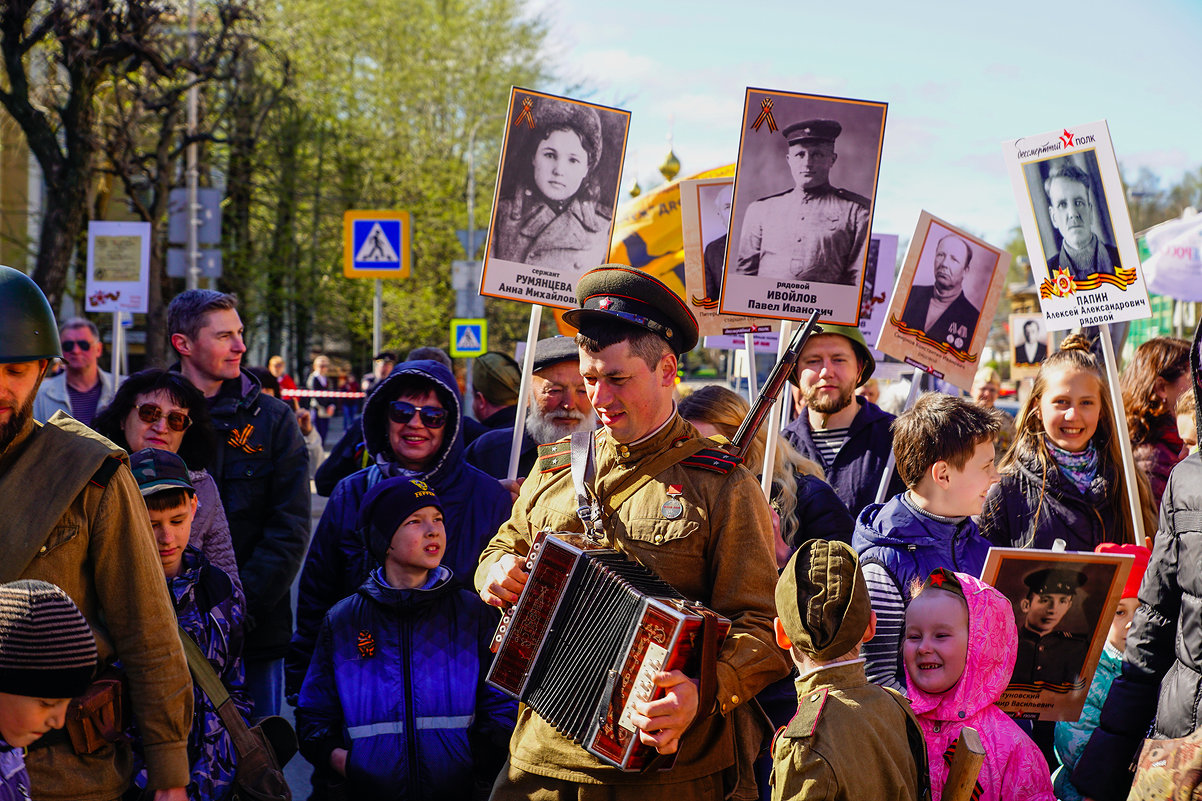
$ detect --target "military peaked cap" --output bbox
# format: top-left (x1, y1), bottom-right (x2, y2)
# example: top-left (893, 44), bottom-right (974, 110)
top-left (564, 265), bottom-right (699, 354)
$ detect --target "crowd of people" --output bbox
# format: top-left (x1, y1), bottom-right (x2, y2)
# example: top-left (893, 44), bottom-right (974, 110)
top-left (1, 259), bottom-right (1200, 801)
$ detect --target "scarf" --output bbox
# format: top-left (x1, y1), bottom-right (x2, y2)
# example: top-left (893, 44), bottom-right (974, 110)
top-left (1046, 436), bottom-right (1098, 495)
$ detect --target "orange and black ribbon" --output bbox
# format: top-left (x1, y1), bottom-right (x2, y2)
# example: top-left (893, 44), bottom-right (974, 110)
top-left (751, 98), bottom-right (778, 132)
top-left (513, 97), bottom-right (535, 129)
top-left (888, 315), bottom-right (980, 364)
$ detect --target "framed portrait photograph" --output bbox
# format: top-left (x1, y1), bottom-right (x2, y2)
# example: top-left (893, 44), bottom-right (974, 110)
top-left (1010, 313), bottom-right (1052, 380)
top-left (1002, 119), bottom-right (1150, 330)
top-left (680, 176), bottom-right (775, 338)
top-left (480, 87), bottom-right (631, 309)
top-left (875, 211), bottom-right (1009, 391)
top-left (981, 547), bottom-right (1133, 722)
top-left (859, 233), bottom-right (898, 367)
top-left (718, 87), bottom-right (887, 326)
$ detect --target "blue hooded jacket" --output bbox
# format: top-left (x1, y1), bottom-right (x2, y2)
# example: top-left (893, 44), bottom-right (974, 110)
top-left (295, 566), bottom-right (516, 800)
top-left (852, 493), bottom-right (992, 596)
top-left (286, 360), bottom-right (511, 696)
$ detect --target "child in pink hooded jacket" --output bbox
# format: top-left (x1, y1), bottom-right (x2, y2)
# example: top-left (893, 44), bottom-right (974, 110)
top-left (903, 568), bottom-right (1054, 801)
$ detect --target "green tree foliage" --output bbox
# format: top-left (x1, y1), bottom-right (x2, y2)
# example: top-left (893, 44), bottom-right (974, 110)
top-left (228, 0), bottom-right (554, 373)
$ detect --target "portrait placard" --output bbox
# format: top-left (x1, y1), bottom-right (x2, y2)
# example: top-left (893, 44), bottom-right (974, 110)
top-left (1010, 313), bottom-right (1053, 380)
top-left (680, 176), bottom-right (775, 338)
top-left (719, 87), bottom-right (887, 326)
top-left (85, 221), bottom-right (151, 313)
top-left (1002, 120), bottom-right (1150, 330)
top-left (860, 233), bottom-right (898, 368)
top-left (980, 547), bottom-right (1132, 722)
top-left (875, 211), bottom-right (1009, 391)
top-left (480, 87), bottom-right (631, 309)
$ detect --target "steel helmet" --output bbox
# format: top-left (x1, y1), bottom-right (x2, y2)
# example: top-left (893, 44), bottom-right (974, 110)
top-left (0, 265), bottom-right (61, 364)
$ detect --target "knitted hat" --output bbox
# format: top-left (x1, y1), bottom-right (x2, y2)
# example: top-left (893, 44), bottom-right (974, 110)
top-left (0, 580), bottom-right (97, 698)
top-left (1096, 543), bottom-right (1151, 600)
top-left (130, 448), bottom-right (194, 497)
top-left (358, 477), bottom-right (444, 565)
top-left (776, 539), bottom-right (871, 661)
top-left (472, 352), bottom-right (521, 405)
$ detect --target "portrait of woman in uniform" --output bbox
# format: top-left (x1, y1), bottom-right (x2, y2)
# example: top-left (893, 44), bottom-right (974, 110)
top-left (488, 93), bottom-right (628, 274)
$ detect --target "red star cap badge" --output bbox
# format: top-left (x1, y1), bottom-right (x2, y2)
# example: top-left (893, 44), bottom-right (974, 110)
top-left (929, 571), bottom-right (945, 587)
top-left (598, 296), bottom-right (613, 310)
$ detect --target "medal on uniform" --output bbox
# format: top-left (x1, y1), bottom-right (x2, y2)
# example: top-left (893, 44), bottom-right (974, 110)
top-left (661, 485), bottom-right (684, 520)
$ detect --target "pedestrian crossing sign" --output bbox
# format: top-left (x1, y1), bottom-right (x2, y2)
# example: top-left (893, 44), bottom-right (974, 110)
top-left (343, 210), bottom-right (411, 279)
top-left (450, 318), bottom-right (487, 357)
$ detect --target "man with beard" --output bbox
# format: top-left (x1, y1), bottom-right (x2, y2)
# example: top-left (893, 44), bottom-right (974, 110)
top-left (781, 325), bottom-right (903, 517)
top-left (0, 266), bottom-right (191, 801)
top-left (465, 336), bottom-right (596, 480)
top-left (899, 234), bottom-right (981, 354)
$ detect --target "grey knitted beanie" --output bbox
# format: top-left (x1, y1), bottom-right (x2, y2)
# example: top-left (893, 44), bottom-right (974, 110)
top-left (0, 580), bottom-right (97, 698)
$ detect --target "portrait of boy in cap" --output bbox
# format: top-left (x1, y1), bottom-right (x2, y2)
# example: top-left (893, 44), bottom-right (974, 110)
top-left (770, 539), bottom-right (925, 801)
top-left (1012, 567), bottom-right (1090, 687)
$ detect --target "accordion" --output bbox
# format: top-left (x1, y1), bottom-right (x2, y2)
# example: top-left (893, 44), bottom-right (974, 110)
top-left (487, 532), bottom-right (729, 771)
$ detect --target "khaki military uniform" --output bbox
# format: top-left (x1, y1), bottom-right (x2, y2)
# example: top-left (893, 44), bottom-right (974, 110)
top-left (476, 414), bottom-right (789, 795)
top-left (770, 661), bottom-right (922, 801)
top-left (735, 184), bottom-right (869, 286)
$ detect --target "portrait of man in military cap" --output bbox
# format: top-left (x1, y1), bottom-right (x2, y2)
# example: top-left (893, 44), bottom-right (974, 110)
top-left (720, 89), bottom-right (886, 326)
top-left (1011, 567), bottom-right (1091, 687)
top-left (736, 118), bottom-right (870, 286)
top-left (981, 548), bottom-right (1135, 721)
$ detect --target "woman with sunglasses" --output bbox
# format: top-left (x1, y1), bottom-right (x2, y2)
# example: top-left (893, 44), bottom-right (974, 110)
top-left (93, 369), bottom-right (242, 594)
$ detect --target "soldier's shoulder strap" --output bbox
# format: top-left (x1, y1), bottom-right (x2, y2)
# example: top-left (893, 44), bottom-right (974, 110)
top-left (833, 186), bottom-right (871, 208)
top-left (782, 687), bottom-right (829, 738)
top-left (536, 438), bottom-right (573, 474)
top-left (680, 445), bottom-right (742, 475)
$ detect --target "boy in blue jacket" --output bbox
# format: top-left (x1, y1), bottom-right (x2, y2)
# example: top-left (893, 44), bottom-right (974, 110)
top-left (128, 448), bottom-right (251, 801)
top-left (852, 392), bottom-right (1000, 692)
top-left (296, 477), bottom-right (516, 800)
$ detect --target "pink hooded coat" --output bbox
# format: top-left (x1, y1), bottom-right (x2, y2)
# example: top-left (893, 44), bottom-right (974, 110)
top-left (906, 572), bottom-right (1054, 801)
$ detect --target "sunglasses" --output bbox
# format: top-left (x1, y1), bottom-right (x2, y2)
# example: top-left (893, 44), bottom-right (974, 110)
top-left (388, 401), bottom-right (447, 429)
top-left (61, 339), bottom-right (94, 352)
top-left (136, 403), bottom-right (193, 432)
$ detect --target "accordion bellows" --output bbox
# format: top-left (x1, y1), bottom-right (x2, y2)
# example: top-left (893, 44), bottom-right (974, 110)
top-left (488, 532), bottom-right (729, 771)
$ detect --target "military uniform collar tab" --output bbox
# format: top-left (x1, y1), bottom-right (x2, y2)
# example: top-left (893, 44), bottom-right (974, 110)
top-left (608, 409), bottom-right (687, 459)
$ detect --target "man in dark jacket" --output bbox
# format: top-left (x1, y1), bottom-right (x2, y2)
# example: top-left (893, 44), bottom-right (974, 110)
top-left (781, 324), bottom-right (903, 517)
top-left (169, 289), bottom-right (311, 719)
top-left (287, 359), bottom-right (512, 699)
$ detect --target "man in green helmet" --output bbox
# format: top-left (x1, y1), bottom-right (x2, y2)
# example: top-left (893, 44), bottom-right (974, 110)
top-left (0, 265), bottom-right (191, 801)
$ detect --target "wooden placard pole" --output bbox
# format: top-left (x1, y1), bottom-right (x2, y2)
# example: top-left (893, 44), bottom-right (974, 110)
top-left (1098, 323), bottom-right (1147, 546)
top-left (506, 304), bottom-right (543, 481)
top-left (942, 727), bottom-right (985, 801)
top-left (760, 318), bottom-right (793, 501)
top-left (874, 367), bottom-right (923, 504)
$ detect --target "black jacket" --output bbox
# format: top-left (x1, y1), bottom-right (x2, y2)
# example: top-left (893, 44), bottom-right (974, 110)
top-left (1072, 452), bottom-right (1202, 799)
top-left (979, 449), bottom-right (1124, 552)
top-left (204, 370), bottom-right (311, 660)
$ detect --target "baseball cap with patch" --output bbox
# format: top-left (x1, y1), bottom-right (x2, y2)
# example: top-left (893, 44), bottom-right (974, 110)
top-left (563, 265), bottom-right (699, 355)
top-left (130, 448), bottom-right (194, 497)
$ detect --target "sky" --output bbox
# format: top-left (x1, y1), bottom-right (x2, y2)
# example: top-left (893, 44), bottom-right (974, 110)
top-left (528, 0), bottom-right (1202, 248)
